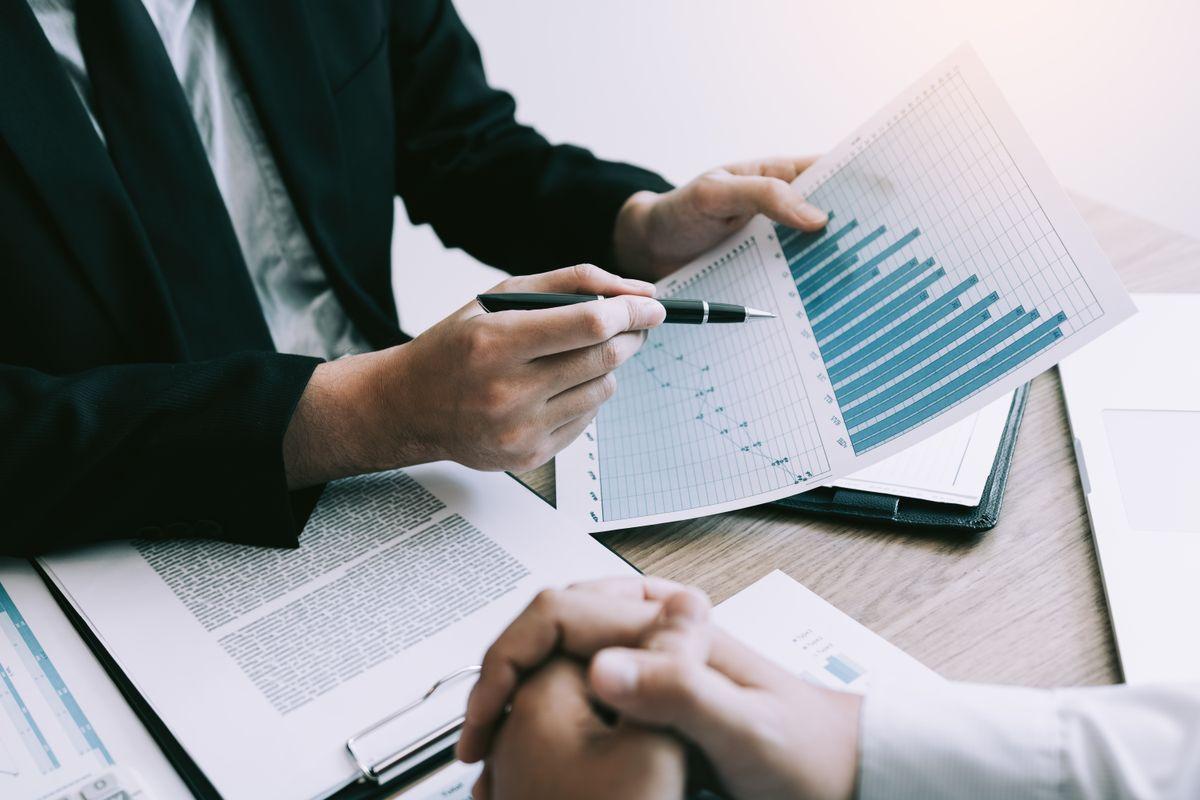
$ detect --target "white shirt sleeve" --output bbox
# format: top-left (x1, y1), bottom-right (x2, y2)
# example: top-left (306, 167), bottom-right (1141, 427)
top-left (857, 680), bottom-right (1200, 800)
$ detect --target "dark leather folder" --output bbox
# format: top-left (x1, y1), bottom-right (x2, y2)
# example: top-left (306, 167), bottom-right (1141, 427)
top-left (773, 383), bottom-right (1030, 533)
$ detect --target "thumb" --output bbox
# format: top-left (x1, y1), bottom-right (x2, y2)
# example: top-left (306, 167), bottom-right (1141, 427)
top-left (714, 174), bottom-right (827, 230)
top-left (588, 646), bottom-right (752, 753)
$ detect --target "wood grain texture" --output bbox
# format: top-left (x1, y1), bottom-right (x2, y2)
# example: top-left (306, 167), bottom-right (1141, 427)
top-left (518, 198), bottom-right (1199, 689)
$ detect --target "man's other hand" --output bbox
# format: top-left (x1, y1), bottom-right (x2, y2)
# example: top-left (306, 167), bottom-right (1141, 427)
top-left (283, 265), bottom-right (664, 487)
top-left (613, 156), bottom-right (828, 280)
top-left (478, 657), bottom-right (686, 800)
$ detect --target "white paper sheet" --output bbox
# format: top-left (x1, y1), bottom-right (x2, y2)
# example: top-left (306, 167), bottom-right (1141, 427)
top-left (39, 464), bottom-right (635, 800)
top-left (0, 559), bottom-right (189, 800)
top-left (713, 570), bottom-right (940, 691)
top-left (391, 760), bottom-right (481, 800)
top-left (831, 390), bottom-right (1013, 506)
top-left (557, 45), bottom-right (1134, 531)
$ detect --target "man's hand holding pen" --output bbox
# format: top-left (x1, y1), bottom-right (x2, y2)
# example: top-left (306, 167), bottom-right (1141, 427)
top-left (282, 158), bottom-right (825, 486)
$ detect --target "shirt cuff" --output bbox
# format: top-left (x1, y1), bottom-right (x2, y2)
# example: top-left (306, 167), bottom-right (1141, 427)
top-left (857, 680), bottom-right (1062, 800)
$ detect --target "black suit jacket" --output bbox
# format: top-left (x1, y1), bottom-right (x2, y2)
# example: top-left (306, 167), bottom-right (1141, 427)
top-left (0, 0), bottom-right (670, 555)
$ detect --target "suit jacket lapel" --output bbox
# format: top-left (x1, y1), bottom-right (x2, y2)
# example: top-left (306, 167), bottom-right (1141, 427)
top-left (212, 0), bottom-right (407, 348)
top-left (211, 0), bottom-right (352, 288)
top-left (0, 0), bottom-right (187, 359)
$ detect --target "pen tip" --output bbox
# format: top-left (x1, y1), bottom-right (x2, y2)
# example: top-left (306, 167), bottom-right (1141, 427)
top-left (745, 307), bottom-right (776, 320)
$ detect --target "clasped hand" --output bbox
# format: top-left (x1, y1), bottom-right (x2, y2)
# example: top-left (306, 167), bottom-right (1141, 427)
top-left (457, 578), bottom-right (862, 800)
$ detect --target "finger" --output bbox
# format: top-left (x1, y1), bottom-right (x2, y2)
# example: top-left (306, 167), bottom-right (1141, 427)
top-left (722, 155), bottom-right (819, 182)
top-left (492, 263), bottom-right (656, 297)
top-left (567, 576), bottom-right (691, 601)
top-left (537, 330), bottom-right (645, 396)
top-left (508, 658), bottom-right (594, 723)
top-left (640, 587), bottom-right (713, 663)
top-left (495, 295), bottom-right (664, 360)
top-left (707, 628), bottom-right (796, 687)
top-left (543, 411), bottom-right (595, 456)
top-left (472, 763), bottom-right (491, 800)
top-left (704, 173), bottom-right (827, 230)
top-left (588, 647), bottom-right (755, 756)
top-left (485, 661), bottom-right (594, 800)
top-left (457, 590), bottom-right (662, 762)
top-left (543, 372), bottom-right (616, 429)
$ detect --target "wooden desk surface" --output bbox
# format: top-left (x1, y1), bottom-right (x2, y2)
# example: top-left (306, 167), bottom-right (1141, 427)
top-left (520, 198), bottom-right (1200, 689)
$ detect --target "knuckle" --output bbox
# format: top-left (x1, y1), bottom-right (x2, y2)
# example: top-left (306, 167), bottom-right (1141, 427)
top-left (596, 372), bottom-right (618, 402)
top-left (478, 381), bottom-right (513, 418)
top-left (494, 423), bottom-right (525, 452)
top-left (572, 263), bottom-right (601, 285)
top-left (767, 180), bottom-right (793, 208)
top-left (479, 646), bottom-right (505, 676)
top-left (530, 588), bottom-right (561, 616)
top-left (620, 297), bottom-right (640, 331)
top-left (464, 325), bottom-right (496, 362)
top-left (597, 338), bottom-right (622, 371)
top-left (583, 307), bottom-right (611, 340)
top-left (692, 173), bottom-right (727, 208)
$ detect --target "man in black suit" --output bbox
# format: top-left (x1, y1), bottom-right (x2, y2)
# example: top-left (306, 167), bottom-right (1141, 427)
top-left (0, 0), bottom-right (826, 555)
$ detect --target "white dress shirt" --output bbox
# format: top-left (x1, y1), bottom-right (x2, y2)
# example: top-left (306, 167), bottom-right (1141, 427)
top-left (859, 680), bottom-right (1200, 799)
top-left (28, 0), bottom-right (373, 361)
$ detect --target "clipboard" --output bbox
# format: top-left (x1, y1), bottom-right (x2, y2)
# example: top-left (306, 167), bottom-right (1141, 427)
top-left (41, 559), bottom-right (497, 799)
top-left (33, 482), bottom-right (645, 800)
top-left (772, 382), bottom-right (1031, 533)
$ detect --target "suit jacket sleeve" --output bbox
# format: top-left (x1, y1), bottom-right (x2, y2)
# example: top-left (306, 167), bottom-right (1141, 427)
top-left (388, 0), bottom-right (673, 274)
top-left (1, 353), bottom-right (320, 556)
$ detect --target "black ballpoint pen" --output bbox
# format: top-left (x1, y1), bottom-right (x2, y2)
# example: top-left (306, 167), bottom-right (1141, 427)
top-left (476, 292), bottom-right (776, 324)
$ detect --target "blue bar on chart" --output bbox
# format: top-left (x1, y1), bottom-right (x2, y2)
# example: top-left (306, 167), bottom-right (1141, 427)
top-left (824, 654), bottom-right (865, 684)
top-left (835, 294), bottom-right (998, 405)
top-left (851, 313), bottom-right (1067, 450)
top-left (0, 582), bottom-right (113, 773)
top-left (828, 279), bottom-right (982, 383)
top-left (0, 662), bottom-right (58, 773)
top-left (775, 215), bottom-right (1069, 454)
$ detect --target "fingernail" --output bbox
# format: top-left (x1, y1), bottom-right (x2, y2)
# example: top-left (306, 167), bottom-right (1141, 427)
top-left (592, 650), bottom-right (638, 698)
top-left (623, 278), bottom-right (657, 297)
top-left (795, 201), bottom-right (828, 226)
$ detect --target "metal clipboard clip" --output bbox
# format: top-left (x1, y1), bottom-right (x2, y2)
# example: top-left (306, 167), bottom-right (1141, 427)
top-left (345, 665), bottom-right (482, 784)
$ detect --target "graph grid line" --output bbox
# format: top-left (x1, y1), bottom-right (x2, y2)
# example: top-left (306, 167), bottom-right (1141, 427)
top-left (596, 237), bottom-right (830, 521)
top-left (777, 66), bottom-right (1102, 453)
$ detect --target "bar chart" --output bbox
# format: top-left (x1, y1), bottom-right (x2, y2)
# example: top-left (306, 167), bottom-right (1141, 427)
top-left (557, 47), bottom-right (1133, 531)
top-left (776, 66), bottom-right (1103, 454)
top-left (823, 653), bottom-right (866, 685)
top-left (0, 582), bottom-right (112, 780)
top-left (779, 216), bottom-right (1069, 453)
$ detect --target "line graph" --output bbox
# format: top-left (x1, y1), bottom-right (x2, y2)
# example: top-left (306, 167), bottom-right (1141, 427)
top-left (629, 339), bottom-right (811, 485)
top-left (595, 237), bottom-right (829, 522)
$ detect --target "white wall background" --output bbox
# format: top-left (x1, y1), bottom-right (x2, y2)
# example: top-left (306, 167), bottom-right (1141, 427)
top-left (393, 0), bottom-right (1199, 332)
